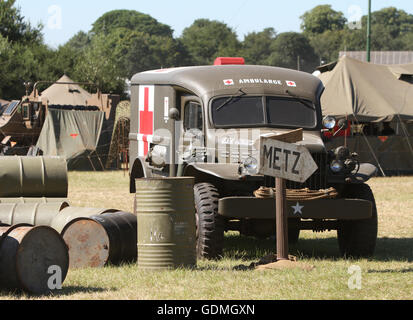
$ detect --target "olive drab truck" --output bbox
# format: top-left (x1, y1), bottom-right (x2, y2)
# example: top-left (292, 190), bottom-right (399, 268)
top-left (129, 58), bottom-right (378, 259)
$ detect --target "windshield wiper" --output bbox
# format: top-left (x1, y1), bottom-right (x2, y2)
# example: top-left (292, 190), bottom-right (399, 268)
top-left (216, 89), bottom-right (247, 111)
top-left (285, 89), bottom-right (315, 110)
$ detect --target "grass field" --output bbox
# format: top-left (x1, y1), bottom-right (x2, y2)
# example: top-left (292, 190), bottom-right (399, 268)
top-left (2, 172), bottom-right (413, 300)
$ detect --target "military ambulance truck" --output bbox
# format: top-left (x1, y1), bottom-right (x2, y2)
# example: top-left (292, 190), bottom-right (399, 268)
top-left (129, 60), bottom-right (378, 259)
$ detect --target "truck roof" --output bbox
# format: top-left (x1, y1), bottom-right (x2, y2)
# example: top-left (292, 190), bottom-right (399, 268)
top-left (131, 65), bottom-right (324, 102)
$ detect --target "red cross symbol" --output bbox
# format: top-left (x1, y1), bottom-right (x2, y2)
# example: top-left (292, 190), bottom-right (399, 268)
top-left (139, 87), bottom-right (154, 156)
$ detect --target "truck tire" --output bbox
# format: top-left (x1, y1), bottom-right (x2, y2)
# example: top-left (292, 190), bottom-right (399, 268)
top-left (194, 183), bottom-right (224, 259)
top-left (337, 183), bottom-right (378, 258)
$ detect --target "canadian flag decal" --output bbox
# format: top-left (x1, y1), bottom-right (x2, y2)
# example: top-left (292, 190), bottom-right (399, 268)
top-left (223, 79), bottom-right (234, 86)
top-left (286, 81), bottom-right (297, 87)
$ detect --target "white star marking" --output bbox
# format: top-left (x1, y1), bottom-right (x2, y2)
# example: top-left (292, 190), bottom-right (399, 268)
top-left (292, 202), bottom-right (304, 216)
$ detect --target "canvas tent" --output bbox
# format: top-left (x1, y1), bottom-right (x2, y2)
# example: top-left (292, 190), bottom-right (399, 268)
top-left (40, 75), bottom-right (92, 107)
top-left (34, 76), bottom-right (114, 170)
top-left (316, 56), bottom-right (413, 175)
top-left (316, 56), bottom-right (413, 122)
top-left (36, 109), bottom-right (107, 170)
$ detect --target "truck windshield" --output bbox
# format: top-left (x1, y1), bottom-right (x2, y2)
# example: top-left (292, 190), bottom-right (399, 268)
top-left (211, 96), bottom-right (317, 128)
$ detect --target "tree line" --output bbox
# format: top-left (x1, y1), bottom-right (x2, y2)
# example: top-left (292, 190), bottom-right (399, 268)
top-left (1, 0), bottom-right (413, 100)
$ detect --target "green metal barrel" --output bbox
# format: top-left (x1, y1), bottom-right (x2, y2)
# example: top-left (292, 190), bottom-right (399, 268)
top-left (0, 198), bottom-right (69, 204)
top-left (0, 224), bottom-right (69, 295)
top-left (50, 206), bottom-right (118, 233)
top-left (135, 177), bottom-right (196, 270)
top-left (0, 202), bottom-right (69, 226)
top-left (0, 156), bottom-right (68, 198)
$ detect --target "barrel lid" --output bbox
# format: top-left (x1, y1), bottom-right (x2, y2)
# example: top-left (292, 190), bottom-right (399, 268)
top-left (61, 218), bottom-right (110, 269)
top-left (15, 225), bottom-right (69, 295)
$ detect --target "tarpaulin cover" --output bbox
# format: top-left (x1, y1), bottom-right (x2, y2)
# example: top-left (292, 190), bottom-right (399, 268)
top-left (36, 109), bottom-right (105, 170)
top-left (317, 56), bottom-right (413, 122)
top-left (41, 75), bottom-right (92, 106)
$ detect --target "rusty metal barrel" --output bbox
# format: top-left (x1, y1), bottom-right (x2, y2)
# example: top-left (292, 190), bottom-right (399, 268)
top-left (50, 207), bottom-right (118, 233)
top-left (0, 224), bottom-right (69, 295)
top-left (0, 202), bottom-right (69, 226)
top-left (135, 177), bottom-right (196, 270)
top-left (61, 212), bottom-right (137, 269)
top-left (0, 156), bottom-right (68, 198)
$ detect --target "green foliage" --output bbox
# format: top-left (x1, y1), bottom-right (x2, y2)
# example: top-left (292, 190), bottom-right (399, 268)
top-left (301, 5), bottom-right (347, 35)
top-left (267, 32), bottom-right (318, 72)
top-left (242, 28), bottom-right (277, 65)
top-left (180, 19), bottom-right (241, 65)
top-left (0, 35), bottom-right (56, 99)
top-left (105, 28), bottom-right (189, 78)
top-left (0, 0), bottom-right (42, 44)
top-left (91, 10), bottom-right (173, 37)
top-left (73, 34), bottom-right (125, 94)
top-left (64, 31), bottom-right (92, 52)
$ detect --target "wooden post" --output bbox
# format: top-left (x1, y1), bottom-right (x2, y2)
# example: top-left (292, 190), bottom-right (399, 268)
top-left (276, 177), bottom-right (289, 261)
top-left (257, 128), bottom-right (316, 270)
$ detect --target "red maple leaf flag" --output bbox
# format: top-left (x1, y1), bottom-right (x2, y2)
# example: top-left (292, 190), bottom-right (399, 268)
top-left (286, 80), bottom-right (297, 87)
top-left (223, 79), bottom-right (234, 86)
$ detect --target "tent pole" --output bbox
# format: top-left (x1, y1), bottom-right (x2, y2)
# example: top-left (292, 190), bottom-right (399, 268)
top-left (353, 115), bottom-right (386, 176)
top-left (396, 116), bottom-right (413, 162)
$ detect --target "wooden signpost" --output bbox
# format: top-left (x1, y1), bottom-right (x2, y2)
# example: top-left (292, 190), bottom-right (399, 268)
top-left (258, 129), bottom-right (317, 269)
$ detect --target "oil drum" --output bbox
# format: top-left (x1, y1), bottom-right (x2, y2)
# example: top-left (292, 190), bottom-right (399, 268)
top-left (0, 202), bottom-right (69, 226)
top-left (0, 156), bottom-right (68, 198)
top-left (50, 206), bottom-right (118, 233)
top-left (0, 224), bottom-right (69, 295)
top-left (135, 177), bottom-right (196, 270)
top-left (60, 212), bottom-right (137, 269)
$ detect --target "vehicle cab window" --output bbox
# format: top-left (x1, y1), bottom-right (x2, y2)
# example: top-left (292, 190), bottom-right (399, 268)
top-left (184, 102), bottom-right (203, 132)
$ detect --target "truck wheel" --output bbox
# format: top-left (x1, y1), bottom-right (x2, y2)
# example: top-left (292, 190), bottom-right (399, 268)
top-left (337, 183), bottom-right (378, 258)
top-left (194, 183), bottom-right (224, 260)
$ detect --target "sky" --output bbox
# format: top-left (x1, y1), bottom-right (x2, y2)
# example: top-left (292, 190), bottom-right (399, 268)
top-left (15, 0), bottom-right (413, 49)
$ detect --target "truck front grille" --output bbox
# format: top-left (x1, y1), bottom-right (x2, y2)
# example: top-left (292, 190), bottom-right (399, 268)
top-left (286, 153), bottom-right (328, 190)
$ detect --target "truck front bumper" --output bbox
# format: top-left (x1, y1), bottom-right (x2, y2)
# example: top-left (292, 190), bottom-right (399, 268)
top-left (218, 197), bottom-right (372, 220)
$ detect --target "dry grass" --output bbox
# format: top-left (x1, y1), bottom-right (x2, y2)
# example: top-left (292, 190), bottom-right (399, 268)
top-left (1, 172), bottom-right (413, 300)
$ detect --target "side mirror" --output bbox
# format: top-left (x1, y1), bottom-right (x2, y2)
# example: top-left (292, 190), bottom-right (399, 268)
top-left (168, 108), bottom-right (180, 121)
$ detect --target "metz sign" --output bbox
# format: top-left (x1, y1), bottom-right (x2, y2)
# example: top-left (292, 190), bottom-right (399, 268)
top-left (259, 130), bottom-right (318, 183)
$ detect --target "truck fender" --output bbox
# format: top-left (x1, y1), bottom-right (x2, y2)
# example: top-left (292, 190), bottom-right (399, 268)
top-left (350, 163), bottom-right (378, 184)
top-left (129, 157), bottom-right (153, 193)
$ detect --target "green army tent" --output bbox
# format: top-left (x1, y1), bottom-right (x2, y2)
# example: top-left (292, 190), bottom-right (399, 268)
top-left (316, 56), bottom-right (413, 175)
top-left (40, 75), bottom-right (92, 107)
top-left (36, 109), bottom-right (107, 170)
top-left (316, 56), bottom-right (413, 122)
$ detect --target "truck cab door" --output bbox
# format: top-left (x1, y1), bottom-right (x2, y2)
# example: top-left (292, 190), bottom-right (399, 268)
top-left (180, 98), bottom-right (206, 163)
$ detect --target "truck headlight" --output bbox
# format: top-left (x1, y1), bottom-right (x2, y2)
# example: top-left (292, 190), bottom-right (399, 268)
top-left (330, 160), bottom-right (344, 173)
top-left (323, 116), bottom-right (336, 130)
top-left (242, 156), bottom-right (258, 175)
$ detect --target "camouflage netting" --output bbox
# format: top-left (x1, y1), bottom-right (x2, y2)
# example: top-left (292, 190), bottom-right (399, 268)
top-left (106, 101), bottom-right (131, 169)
